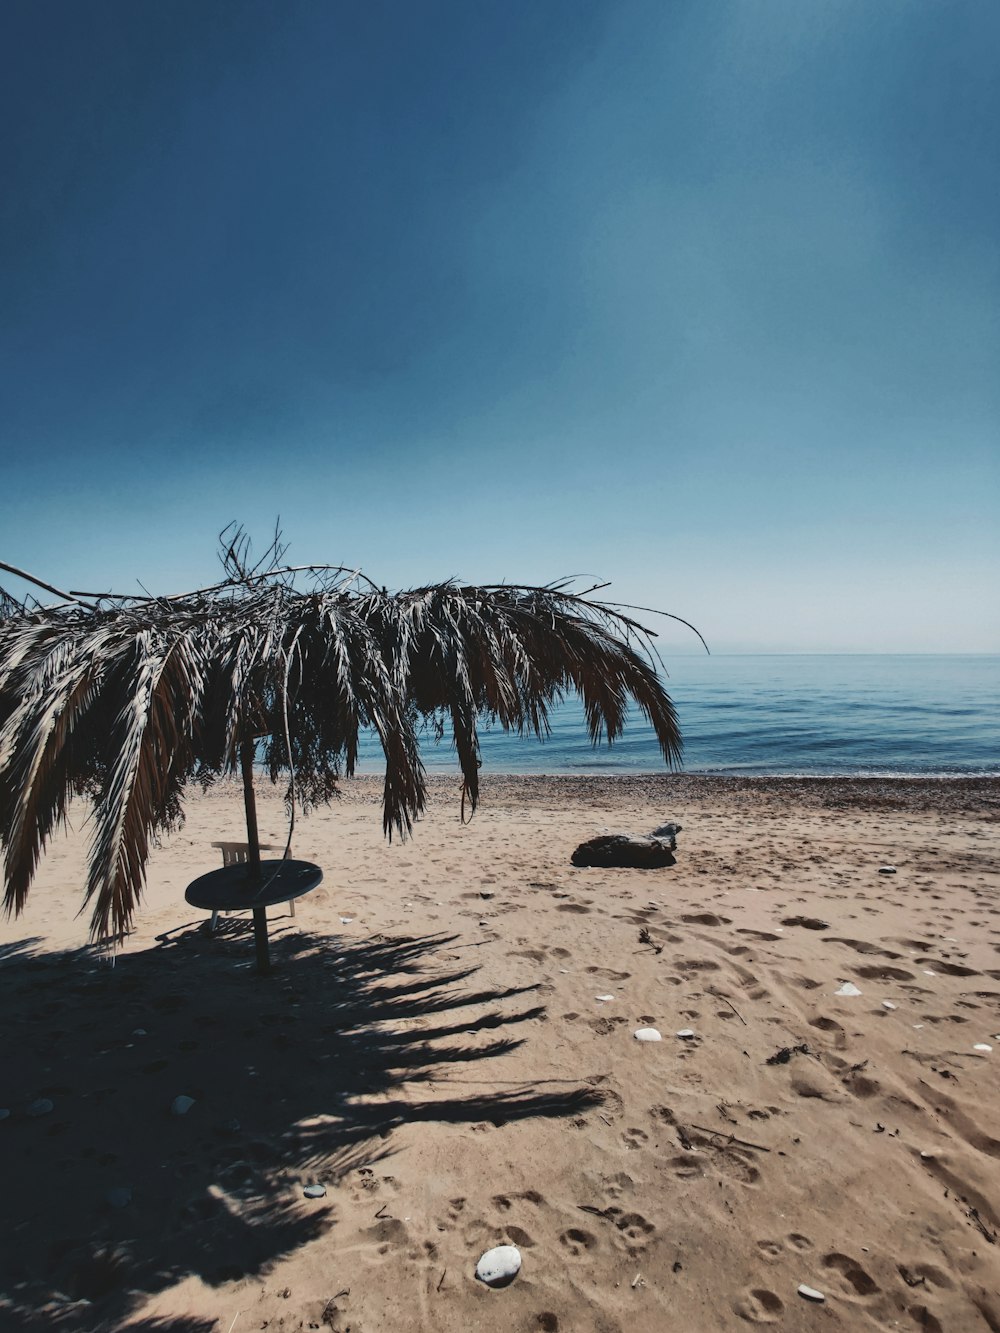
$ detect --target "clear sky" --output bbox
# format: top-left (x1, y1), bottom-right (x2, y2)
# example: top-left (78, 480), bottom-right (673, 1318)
top-left (2, 1), bottom-right (997, 653)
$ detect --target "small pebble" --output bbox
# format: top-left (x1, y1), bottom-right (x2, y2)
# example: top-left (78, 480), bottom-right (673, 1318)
top-left (835, 982), bottom-right (862, 997)
top-left (171, 1095), bottom-right (196, 1117)
top-left (475, 1244), bottom-right (522, 1288)
top-left (920, 1150), bottom-right (935, 1159)
top-left (633, 1027), bottom-right (662, 1042)
top-left (973, 1043), bottom-right (992, 1053)
top-left (676, 1029), bottom-right (696, 1039)
top-left (798, 1284), bottom-right (825, 1302)
top-left (26, 1098), bottom-right (54, 1117)
top-left (303, 1184), bottom-right (327, 1198)
top-left (878, 866), bottom-right (897, 875)
top-left (882, 1001), bottom-right (897, 1011)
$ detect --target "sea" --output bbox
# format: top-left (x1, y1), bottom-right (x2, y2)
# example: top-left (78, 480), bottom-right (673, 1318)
top-left (353, 655), bottom-right (999, 778)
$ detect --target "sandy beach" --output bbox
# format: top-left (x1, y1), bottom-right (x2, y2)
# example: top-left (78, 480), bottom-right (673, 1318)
top-left (2, 773), bottom-right (999, 1332)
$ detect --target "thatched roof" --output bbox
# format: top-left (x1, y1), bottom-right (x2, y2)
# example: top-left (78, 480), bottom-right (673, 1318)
top-left (1, 534), bottom-right (701, 939)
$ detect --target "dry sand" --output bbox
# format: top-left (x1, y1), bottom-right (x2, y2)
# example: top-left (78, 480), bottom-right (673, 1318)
top-left (2, 773), bottom-right (999, 1332)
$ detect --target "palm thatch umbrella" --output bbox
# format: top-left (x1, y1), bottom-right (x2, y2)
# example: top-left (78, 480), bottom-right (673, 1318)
top-left (0, 532), bottom-right (703, 948)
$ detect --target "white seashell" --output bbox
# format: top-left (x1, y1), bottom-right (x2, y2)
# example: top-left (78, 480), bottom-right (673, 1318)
top-left (882, 1001), bottom-right (897, 1010)
top-left (798, 1284), bottom-right (825, 1302)
top-left (633, 1027), bottom-right (662, 1042)
top-left (340, 917), bottom-right (353, 924)
top-left (878, 866), bottom-right (896, 874)
top-left (973, 1043), bottom-right (992, 1053)
top-left (475, 1244), bottom-right (522, 1287)
top-left (923, 970), bottom-right (936, 976)
top-left (595, 994), bottom-right (615, 1003)
top-left (676, 1029), bottom-right (696, 1039)
top-left (171, 1095), bottom-right (196, 1116)
top-left (303, 1184), bottom-right (327, 1198)
top-left (26, 1098), bottom-right (54, 1117)
top-left (835, 982), bottom-right (862, 997)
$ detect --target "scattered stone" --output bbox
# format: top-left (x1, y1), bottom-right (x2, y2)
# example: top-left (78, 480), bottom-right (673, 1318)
top-left (171, 1095), bottom-right (196, 1117)
top-left (676, 1029), bottom-right (696, 1040)
top-left (105, 1187), bottom-right (132, 1208)
top-left (649, 822), bottom-right (682, 843)
top-left (26, 1098), bottom-right (54, 1117)
top-left (571, 834), bottom-right (677, 869)
top-left (835, 982), bottom-right (862, 997)
top-left (797, 1284), bottom-right (825, 1302)
top-left (973, 1044), bottom-right (992, 1053)
top-left (882, 1001), bottom-right (897, 1010)
top-left (303, 1184), bottom-right (327, 1198)
top-left (475, 1244), bottom-right (522, 1288)
top-left (595, 994), bottom-right (615, 1003)
top-left (878, 866), bottom-right (897, 875)
top-left (633, 1027), bottom-right (662, 1042)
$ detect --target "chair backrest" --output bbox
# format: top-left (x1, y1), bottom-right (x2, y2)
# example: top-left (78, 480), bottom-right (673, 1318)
top-left (211, 841), bottom-right (290, 866)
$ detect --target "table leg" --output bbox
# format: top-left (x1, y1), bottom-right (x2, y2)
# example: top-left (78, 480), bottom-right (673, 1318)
top-left (253, 906), bottom-right (270, 974)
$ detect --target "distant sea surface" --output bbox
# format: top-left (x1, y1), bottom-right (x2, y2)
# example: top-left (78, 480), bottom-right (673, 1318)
top-left (353, 655), bottom-right (999, 778)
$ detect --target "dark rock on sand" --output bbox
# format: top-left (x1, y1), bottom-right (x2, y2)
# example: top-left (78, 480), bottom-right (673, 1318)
top-left (571, 834), bottom-right (678, 869)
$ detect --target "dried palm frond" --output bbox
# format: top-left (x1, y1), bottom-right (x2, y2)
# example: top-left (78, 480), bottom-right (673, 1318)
top-left (0, 533), bottom-right (700, 940)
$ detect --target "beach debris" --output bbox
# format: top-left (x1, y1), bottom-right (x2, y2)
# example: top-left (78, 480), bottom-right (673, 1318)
top-left (835, 982), bottom-right (863, 997)
top-left (595, 994), bottom-right (615, 1003)
top-left (878, 866), bottom-right (897, 875)
top-left (638, 926), bottom-right (663, 953)
top-left (171, 1095), bottom-right (196, 1116)
top-left (633, 1027), bottom-right (662, 1042)
top-left (688, 1123), bottom-right (771, 1153)
top-left (631, 1272), bottom-right (646, 1289)
top-left (782, 916), bottom-right (829, 930)
top-left (797, 1284), bottom-right (825, 1302)
top-left (766, 1044), bottom-right (810, 1066)
top-left (303, 1184), bottom-right (327, 1198)
top-left (25, 1098), bottom-right (54, 1117)
top-left (973, 1043), bottom-right (992, 1053)
top-left (676, 1028), bottom-right (697, 1040)
top-left (882, 1001), bottom-right (897, 1010)
top-left (105, 1187), bottom-right (132, 1208)
top-left (571, 833), bottom-right (677, 869)
top-left (475, 1244), bottom-right (522, 1288)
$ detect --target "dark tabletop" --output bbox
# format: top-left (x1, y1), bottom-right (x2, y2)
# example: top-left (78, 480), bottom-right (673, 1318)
top-left (184, 859), bottom-right (324, 911)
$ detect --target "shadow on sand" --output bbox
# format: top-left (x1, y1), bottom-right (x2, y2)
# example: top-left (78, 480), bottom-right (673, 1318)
top-left (1, 921), bottom-right (600, 1329)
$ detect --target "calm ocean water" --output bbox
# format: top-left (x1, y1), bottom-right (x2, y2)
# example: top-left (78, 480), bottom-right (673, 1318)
top-left (351, 655), bottom-right (999, 778)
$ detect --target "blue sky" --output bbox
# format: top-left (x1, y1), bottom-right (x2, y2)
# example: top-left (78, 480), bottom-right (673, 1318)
top-left (2, 0), bottom-right (997, 653)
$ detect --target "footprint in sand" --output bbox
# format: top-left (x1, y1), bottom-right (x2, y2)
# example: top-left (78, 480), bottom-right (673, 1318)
top-left (734, 1288), bottom-right (784, 1323)
top-left (559, 1227), bottom-right (598, 1257)
top-left (822, 1251), bottom-right (880, 1297)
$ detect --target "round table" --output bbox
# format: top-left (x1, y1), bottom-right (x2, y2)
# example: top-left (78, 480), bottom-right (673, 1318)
top-left (185, 859), bottom-right (323, 973)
